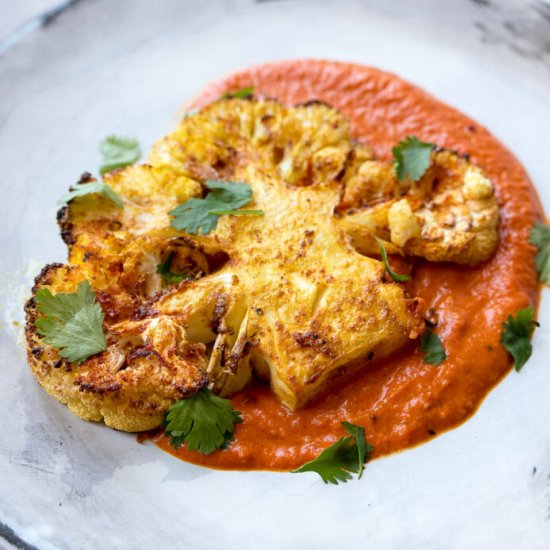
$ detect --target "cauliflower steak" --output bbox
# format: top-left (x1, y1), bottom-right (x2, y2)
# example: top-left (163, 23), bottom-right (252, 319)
top-left (25, 98), bottom-right (499, 431)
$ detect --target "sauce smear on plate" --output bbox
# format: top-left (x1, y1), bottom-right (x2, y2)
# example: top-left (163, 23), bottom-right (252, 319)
top-left (154, 60), bottom-right (542, 470)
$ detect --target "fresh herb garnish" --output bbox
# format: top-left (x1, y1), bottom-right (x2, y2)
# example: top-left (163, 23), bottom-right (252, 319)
top-left (35, 280), bottom-right (107, 363)
top-left (59, 134), bottom-right (140, 206)
top-left (392, 136), bottom-right (434, 181)
top-left (530, 221), bottom-right (550, 285)
top-left (291, 422), bottom-right (372, 484)
top-left (58, 180), bottom-right (123, 208)
top-left (156, 252), bottom-right (191, 284)
top-left (99, 135), bottom-right (141, 175)
top-left (500, 307), bottom-right (537, 371)
top-left (420, 329), bottom-right (446, 366)
top-left (376, 237), bottom-right (410, 282)
top-left (207, 209), bottom-right (264, 216)
top-left (164, 388), bottom-right (242, 454)
top-left (169, 180), bottom-right (261, 235)
top-left (220, 86), bottom-right (254, 100)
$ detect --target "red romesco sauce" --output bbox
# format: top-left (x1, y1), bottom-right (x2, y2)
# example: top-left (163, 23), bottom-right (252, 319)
top-left (154, 60), bottom-right (543, 470)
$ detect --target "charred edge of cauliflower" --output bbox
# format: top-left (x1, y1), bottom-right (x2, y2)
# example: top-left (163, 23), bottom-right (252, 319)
top-left (26, 263), bottom-right (208, 432)
top-left (338, 149), bottom-right (500, 265)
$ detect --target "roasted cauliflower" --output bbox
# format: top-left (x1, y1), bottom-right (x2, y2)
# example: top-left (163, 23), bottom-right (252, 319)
top-left (338, 149), bottom-right (500, 264)
top-left (25, 98), bottom-right (499, 432)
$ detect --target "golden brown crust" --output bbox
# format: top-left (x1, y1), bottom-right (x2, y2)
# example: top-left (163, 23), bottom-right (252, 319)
top-left (337, 149), bottom-right (500, 264)
top-left (26, 98), bottom-right (499, 431)
top-left (26, 264), bottom-right (207, 432)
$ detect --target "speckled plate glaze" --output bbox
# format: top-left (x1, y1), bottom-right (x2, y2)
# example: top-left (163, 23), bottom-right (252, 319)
top-left (0, 1), bottom-right (549, 549)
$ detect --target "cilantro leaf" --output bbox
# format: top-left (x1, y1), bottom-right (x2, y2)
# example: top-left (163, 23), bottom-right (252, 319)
top-left (341, 421), bottom-right (370, 479)
top-left (58, 135), bottom-right (139, 209)
top-left (156, 252), bottom-right (192, 284)
top-left (291, 422), bottom-right (372, 484)
top-left (169, 180), bottom-right (259, 235)
top-left (392, 136), bottom-right (434, 181)
top-left (530, 221), bottom-right (550, 285)
top-left (500, 307), bottom-right (537, 371)
top-left (99, 135), bottom-right (141, 175)
top-left (220, 86), bottom-right (254, 99)
top-left (207, 209), bottom-right (264, 216)
top-left (376, 237), bottom-right (410, 282)
top-left (58, 180), bottom-right (123, 208)
top-left (420, 329), bottom-right (446, 365)
top-left (35, 280), bottom-right (107, 363)
top-left (165, 388), bottom-right (242, 454)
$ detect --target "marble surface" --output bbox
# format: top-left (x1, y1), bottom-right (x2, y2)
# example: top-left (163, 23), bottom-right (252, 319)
top-left (1, 1), bottom-right (549, 549)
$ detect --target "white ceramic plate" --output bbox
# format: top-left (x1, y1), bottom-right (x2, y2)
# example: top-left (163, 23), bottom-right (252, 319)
top-left (1, 1), bottom-right (549, 548)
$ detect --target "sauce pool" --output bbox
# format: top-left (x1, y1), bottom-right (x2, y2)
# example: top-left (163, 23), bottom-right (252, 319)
top-left (154, 60), bottom-right (543, 470)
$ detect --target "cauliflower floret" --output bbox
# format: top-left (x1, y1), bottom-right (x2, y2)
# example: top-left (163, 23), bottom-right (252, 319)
top-left (338, 150), bottom-right (499, 264)
top-left (463, 166), bottom-right (493, 200)
top-left (388, 199), bottom-right (421, 247)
